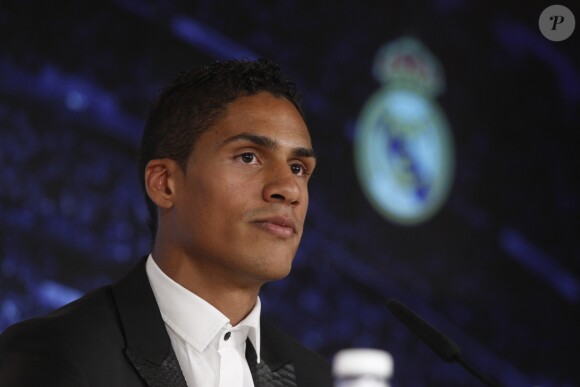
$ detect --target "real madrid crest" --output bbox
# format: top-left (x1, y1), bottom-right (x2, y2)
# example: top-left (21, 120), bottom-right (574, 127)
top-left (354, 37), bottom-right (454, 225)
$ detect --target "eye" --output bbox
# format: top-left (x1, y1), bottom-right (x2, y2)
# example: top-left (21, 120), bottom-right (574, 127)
top-left (290, 163), bottom-right (308, 176)
top-left (238, 152), bottom-right (257, 164)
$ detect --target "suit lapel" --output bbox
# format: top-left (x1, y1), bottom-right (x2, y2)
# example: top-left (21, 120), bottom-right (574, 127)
top-left (111, 258), bottom-right (187, 387)
top-left (124, 347), bottom-right (186, 387)
top-left (249, 322), bottom-right (297, 387)
top-left (110, 258), bottom-right (301, 387)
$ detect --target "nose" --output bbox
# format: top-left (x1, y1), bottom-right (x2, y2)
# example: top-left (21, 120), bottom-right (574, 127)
top-left (262, 165), bottom-right (302, 206)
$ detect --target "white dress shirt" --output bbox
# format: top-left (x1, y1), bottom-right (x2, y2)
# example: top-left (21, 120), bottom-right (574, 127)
top-left (145, 255), bottom-right (260, 387)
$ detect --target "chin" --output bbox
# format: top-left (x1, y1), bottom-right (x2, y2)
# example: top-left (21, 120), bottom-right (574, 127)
top-left (266, 266), bottom-right (293, 282)
top-left (253, 254), bottom-right (295, 283)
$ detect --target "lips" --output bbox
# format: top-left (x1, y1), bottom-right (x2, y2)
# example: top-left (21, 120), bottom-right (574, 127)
top-left (251, 215), bottom-right (297, 238)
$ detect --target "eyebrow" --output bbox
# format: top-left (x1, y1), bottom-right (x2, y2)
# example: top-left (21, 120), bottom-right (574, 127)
top-left (221, 132), bottom-right (317, 159)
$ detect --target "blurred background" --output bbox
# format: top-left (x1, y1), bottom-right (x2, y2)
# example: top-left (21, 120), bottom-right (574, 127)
top-left (1, 0), bottom-right (578, 385)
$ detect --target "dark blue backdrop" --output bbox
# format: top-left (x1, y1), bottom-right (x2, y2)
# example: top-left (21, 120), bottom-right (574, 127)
top-left (1, 1), bottom-right (579, 386)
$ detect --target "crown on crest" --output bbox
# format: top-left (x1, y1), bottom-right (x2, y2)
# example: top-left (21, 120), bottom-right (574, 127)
top-left (373, 37), bottom-right (444, 96)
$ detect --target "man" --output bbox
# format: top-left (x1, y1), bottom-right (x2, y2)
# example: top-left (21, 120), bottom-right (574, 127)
top-left (0, 59), bottom-right (332, 386)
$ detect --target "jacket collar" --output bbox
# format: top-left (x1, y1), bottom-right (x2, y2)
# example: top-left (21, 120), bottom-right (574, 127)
top-left (248, 335), bottom-right (297, 387)
top-left (112, 257), bottom-right (170, 364)
top-left (110, 257), bottom-right (296, 386)
top-left (260, 318), bottom-right (293, 371)
top-left (111, 257), bottom-right (187, 386)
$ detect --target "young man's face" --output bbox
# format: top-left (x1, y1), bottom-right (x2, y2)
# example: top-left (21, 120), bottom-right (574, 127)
top-left (170, 92), bottom-right (316, 287)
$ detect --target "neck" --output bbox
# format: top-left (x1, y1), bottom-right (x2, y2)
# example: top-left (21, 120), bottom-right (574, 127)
top-left (151, 247), bottom-right (262, 326)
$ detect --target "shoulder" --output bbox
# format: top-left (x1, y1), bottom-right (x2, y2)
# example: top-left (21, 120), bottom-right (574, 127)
top-left (261, 319), bottom-right (332, 387)
top-left (6, 285), bottom-right (120, 342)
top-left (0, 286), bottom-right (124, 385)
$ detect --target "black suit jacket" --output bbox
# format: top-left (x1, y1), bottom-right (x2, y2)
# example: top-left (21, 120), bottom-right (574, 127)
top-left (0, 259), bottom-right (332, 387)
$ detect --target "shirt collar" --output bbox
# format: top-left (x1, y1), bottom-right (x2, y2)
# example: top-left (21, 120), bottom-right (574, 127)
top-left (145, 254), bottom-right (261, 361)
top-left (238, 296), bottom-right (261, 363)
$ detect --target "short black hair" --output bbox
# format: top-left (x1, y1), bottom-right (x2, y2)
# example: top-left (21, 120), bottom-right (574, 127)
top-left (138, 58), bottom-right (304, 238)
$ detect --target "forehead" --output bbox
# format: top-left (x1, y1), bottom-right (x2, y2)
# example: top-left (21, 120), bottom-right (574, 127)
top-left (205, 92), bottom-right (312, 148)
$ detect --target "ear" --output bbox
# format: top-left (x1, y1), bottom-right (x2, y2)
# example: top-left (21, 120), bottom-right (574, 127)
top-left (144, 159), bottom-right (180, 209)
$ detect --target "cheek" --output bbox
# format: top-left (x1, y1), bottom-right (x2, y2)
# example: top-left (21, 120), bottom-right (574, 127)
top-left (194, 176), bottom-right (257, 225)
top-left (222, 173), bottom-right (264, 203)
top-left (298, 186), bottom-right (310, 216)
